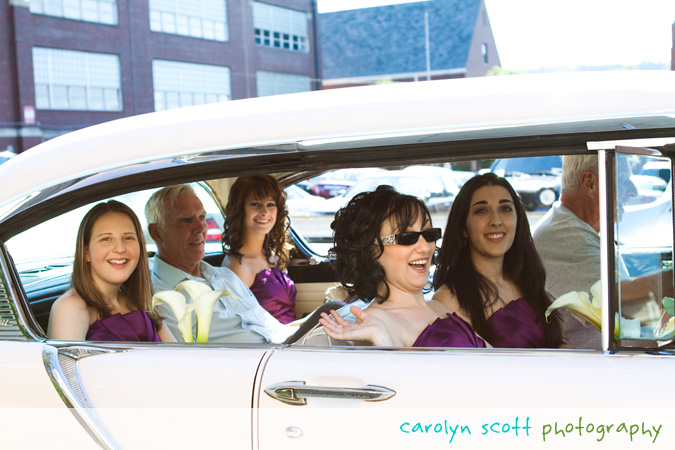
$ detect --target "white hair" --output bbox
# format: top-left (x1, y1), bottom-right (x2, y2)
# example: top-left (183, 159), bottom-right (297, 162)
top-left (144, 184), bottom-right (196, 227)
top-left (562, 155), bottom-right (598, 191)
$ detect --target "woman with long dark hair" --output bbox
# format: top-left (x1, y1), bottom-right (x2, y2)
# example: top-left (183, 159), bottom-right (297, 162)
top-left (319, 185), bottom-right (485, 348)
top-left (433, 173), bottom-right (563, 348)
top-left (221, 175), bottom-right (296, 323)
top-left (48, 200), bottom-right (174, 342)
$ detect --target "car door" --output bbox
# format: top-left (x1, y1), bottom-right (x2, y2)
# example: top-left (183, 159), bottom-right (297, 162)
top-left (64, 344), bottom-right (269, 448)
top-left (256, 346), bottom-right (674, 450)
top-left (1, 184), bottom-right (271, 448)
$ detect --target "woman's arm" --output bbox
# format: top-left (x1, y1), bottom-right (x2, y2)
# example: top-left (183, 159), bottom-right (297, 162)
top-left (319, 306), bottom-right (395, 346)
top-left (47, 292), bottom-right (91, 340)
top-left (157, 321), bottom-right (177, 342)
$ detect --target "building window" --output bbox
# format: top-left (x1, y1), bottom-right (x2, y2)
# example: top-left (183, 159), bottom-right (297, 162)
top-left (256, 71), bottom-right (311, 97)
top-left (153, 60), bottom-right (230, 111)
top-left (481, 43), bottom-right (488, 64)
top-left (33, 47), bottom-right (122, 111)
top-left (29, 0), bottom-right (118, 25)
top-left (149, 0), bottom-right (228, 42)
top-left (253, 2), bottom-right (309, 53)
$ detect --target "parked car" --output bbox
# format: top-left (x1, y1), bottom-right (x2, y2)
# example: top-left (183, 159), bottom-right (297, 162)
top-left (299, 167), bottom-right (386, 198)
top-left (323, 169), bottom-right (459, 214)
top-left (1, 72), bottom-right (674, 449)
top-left (490, 156), bottom-right (562, 210)
top-left (284, 184), bottom-right (333, 216)
top-left (401, 164), bottom-right (474, 188)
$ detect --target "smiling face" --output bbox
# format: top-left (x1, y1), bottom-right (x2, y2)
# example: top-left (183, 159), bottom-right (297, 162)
top-left (376, 216), bottom-right (436, 296)
top-left (86, 211), bottom-right (140, 292)
top-left (464, 185), bottom-right (517, 264)
top-left (244, 195), bottom-right (277, 236)
top-left (153, 192), bottom-right (207, 275)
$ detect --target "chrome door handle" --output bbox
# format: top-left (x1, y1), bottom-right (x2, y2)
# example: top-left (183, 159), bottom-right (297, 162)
top-left (265, 381), bottom-right (396, 406)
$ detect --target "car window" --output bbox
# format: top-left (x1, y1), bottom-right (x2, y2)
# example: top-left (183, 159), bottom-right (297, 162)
top-left (7, 183), bottom-right (223, 294)
top-left (616, 153), bottom-right (674, 345)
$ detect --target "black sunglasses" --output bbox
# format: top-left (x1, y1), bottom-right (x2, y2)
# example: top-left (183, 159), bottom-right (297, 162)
top-left (374, 228), bottom-right (441, 246)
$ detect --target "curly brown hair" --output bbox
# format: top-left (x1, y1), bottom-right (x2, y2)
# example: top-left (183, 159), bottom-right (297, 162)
top-left (329, 185), bottom-right (432, 304)
top-left (222, 175), bottom-right (291, 269)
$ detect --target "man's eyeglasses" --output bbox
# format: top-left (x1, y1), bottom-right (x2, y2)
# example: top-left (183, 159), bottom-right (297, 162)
top-left (374, 228), bottom-right (441, 246)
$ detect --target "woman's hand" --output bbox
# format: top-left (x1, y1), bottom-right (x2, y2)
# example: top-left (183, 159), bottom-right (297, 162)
top-left (319, 306), bottom-right (394, 346)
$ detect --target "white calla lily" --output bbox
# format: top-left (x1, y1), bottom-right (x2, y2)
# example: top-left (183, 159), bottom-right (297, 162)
top-left (193, 289), bottom-right (235, 343)
top-left (545, 280), bottom-right (620, 341)
top-left (654, 296), bottom-right (675, 339)
top-left (175, 280), bottom-right (213, 302)
top-left (175, 280), bottom-right (237, 343)
top-left (545, 291), bottom-right (600, 330)
top-left (152, 290), bottom-right (195, 342)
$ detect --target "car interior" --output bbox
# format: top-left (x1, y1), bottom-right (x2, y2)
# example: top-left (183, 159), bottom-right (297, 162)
top-left (5, 151), bottom-right (675, 350)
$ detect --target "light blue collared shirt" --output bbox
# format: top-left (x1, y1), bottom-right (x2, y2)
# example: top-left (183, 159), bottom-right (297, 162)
top-left (151, 256), bottom-right (295, 343)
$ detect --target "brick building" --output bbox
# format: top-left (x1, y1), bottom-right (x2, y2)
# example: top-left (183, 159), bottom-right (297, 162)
top-left (320, 0), bottom-right (499, 88)
top-left (0, 0), bottom-right (321, 153)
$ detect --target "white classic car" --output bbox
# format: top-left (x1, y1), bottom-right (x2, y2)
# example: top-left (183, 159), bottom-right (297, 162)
top-left (1, 72), bottom-right (674, 450)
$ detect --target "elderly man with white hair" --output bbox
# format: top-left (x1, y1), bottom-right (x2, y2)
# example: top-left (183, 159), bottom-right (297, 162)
top-left (145, 184), bottom-right (294, 343)
top-left (533, 154), bottom-right (670, 349)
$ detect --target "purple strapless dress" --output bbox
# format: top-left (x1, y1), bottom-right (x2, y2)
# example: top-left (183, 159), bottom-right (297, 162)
top-left (86, 309), bottom-right (161, 342)
top-left (250, 267), bottom-right (297, 324)
top-left (486, 298), bottom-right (545, 348)
top-left (413, 313), bottom-right (486, 348)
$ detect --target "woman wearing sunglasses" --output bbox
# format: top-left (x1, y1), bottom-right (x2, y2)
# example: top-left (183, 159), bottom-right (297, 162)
top-left (319, 185), bottom-right (485, 348)
top-left (433, 173), bottom-right (563, 348)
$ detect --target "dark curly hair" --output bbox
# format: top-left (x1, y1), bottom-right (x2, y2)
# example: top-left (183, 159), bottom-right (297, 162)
top-left (433, 173), bottom-right (562, 347)
top-left (329, 185), bottom-right (432, 304)
top-left (222, 175), bottom-right (291, 270)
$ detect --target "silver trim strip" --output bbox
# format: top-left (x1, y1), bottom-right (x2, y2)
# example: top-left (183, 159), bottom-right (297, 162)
top-left (42, 345), bottom-right (129, 449)
top-left (0, 242), bottom-right (40, 340)
top-left (265, 381), bottom-right (396, 406)
top-left (598, 150), bottom-right (616, 352)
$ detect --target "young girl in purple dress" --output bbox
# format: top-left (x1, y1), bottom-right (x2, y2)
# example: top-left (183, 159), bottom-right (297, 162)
top-left (319, 185), bottom-right (485, 348)
top-left (433, 173), bottom-right (563, 348)
top-left (221, 175), bottom-right (297, 324)
top-left (48, 201), bottom-right (174, 342)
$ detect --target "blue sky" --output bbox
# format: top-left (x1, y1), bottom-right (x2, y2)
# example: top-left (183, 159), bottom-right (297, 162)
top-left (317, 0), bottom-right (675, 71)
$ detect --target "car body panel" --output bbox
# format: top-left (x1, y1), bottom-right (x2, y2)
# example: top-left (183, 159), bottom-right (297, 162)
top-left (74, 345), bottom-right (268, 448)
top-left (259, 348), bottom-right (675, 448)
top-left (0, 342), bottom-right (97, 448)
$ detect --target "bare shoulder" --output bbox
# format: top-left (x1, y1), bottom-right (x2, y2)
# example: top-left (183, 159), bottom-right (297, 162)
top-left (431, 285), bottom-right (462, 313)
top-left (223, 255), bottom-right (255, 286)
top-left (426, 299), bottom-right (450, 316)
top-left (51, 290), bottom-right (89, 314)
top-left (48, 290), bottom-right (92, 340)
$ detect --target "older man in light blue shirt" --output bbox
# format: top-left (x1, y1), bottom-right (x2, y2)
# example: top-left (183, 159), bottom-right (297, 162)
top-left (146, 184), bottom-right (294, 343)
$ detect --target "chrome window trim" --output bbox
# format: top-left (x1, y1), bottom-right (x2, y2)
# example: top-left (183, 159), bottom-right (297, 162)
top-left (0, 242), bottom-right (41, 341)
top-left (598, 150), bottom-right (615, 352)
